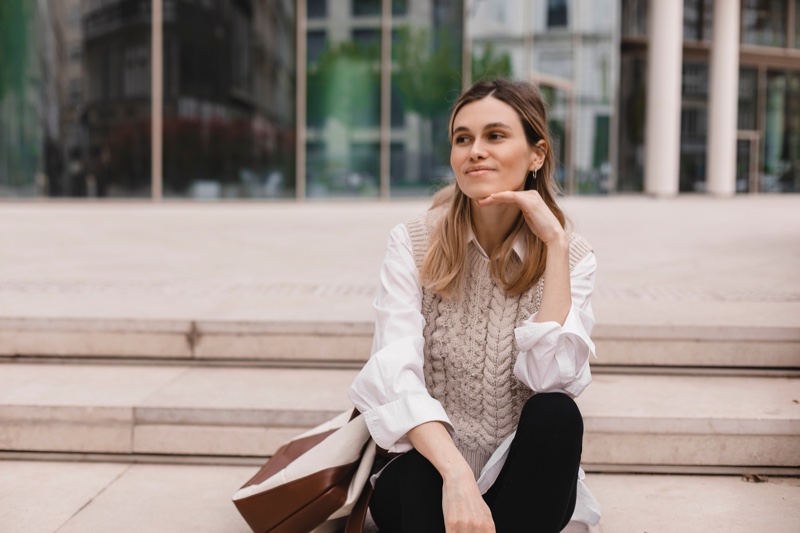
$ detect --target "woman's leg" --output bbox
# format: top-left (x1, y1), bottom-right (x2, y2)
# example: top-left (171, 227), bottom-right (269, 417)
top-left (369, 449), bottom-right (445, 533)
top-left (483, 393), bottom-right (583, 533)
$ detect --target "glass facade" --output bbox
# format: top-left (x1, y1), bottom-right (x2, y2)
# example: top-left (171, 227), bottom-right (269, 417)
top-left (164, 0), bottom-right (296, 199)
top-left (763, 71), bottom-right (800, 192)
top-left (2, 1), bottom-right (799, 199)
top-left (470, 0), bottom-right (618, 195)
top-left (0, 0), bottom-right (154, 197)
top-left (683, 0), bottom-right (713, 42)
top-left (389, 0), bottom-right (463, 196)
top-left (620, 0), bottom-right (800, 194)
top-left (742, 0), bottom-right (786, 47)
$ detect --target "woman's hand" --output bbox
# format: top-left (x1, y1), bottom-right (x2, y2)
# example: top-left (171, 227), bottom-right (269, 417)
top-left (476, 190), bottom-right (566, 246)
top-left (442, 468), bottom-right (496, 533)
top-left (407, 422), bottom-right (495, 532)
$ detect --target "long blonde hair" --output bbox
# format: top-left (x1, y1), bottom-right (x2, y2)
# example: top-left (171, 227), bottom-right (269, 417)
top-left (421, 78), bottom-right (566, 299)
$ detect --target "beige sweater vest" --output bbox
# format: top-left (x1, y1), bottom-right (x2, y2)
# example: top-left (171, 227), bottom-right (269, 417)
top-left (405, 211), bottom-right (592, 478)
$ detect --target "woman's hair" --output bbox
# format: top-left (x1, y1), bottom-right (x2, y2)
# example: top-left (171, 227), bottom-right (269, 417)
top-left (421, 78), bottom-right (566, 299)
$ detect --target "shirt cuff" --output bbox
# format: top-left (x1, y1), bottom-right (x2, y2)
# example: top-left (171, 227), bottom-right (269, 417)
top-left (362, 393), bottom-right (454, 452)
top-left (514, 304), bottom-right (595, 356)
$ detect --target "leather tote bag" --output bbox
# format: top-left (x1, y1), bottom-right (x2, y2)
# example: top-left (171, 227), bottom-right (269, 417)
top-left (232, 410), bottom-right (377, 533)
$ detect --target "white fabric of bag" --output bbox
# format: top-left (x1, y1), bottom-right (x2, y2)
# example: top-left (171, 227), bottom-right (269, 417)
top-left (232, 411), bottom-right (376, 515)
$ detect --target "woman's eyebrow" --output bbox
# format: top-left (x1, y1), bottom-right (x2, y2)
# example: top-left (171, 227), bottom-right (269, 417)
top-left (452, 122), bottom-right (513, 135)
top-left (484, 122), bottom-right (513, 131)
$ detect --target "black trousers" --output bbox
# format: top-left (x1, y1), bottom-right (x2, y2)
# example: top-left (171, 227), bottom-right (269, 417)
top-left (370, 393), bottom-right (583, 533)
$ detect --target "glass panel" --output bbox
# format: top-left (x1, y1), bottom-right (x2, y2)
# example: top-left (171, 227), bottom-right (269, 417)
top-left (762, 71), bottom-right (800, 192)
top-left (736, 139), bottom-right (751, 193)
top-left (547, 0), bottom-right (568, 29)
top-left (306, 0), bottom-right (382, 197)
top-left (469, 0), bottom-right (617, 195)
top-left (742, 0), bottom-right (787, 47)
top-left (796, 0), bottom-right (800, 49)
top-left (679, 62), bottom-right (709, 192)
top-left (621, 0), bottom-right (647, 37)
top-left (352, 0), bottom-right (381, 17)
top-left (738, 68), bottom-right (758, 131)
top-left (308, 0), bottom-right (327, 19)
top-left (163, 0), bottom-right (296, 199)
top-left (0, 0), bottom-right (153, 197)
top-left (617, 55), bottom-right (646, 192)
top-left (389, 0), bottom-right (464, 197)
top-left (683, 0), bottom-right (712, 41)
top-left (540, 85), bottom-right (569, 190)
top-left (392, 0), bottom-right (408, 17)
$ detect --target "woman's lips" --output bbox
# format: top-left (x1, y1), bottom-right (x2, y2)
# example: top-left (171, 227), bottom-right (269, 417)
top-left (466, 166), bottom-right (494, 175)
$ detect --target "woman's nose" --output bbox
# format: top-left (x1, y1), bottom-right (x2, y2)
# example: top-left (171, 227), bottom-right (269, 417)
top-left (469, 140), bottom-right (487, 159)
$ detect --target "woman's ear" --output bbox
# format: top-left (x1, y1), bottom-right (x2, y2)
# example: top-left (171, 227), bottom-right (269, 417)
top-left (529, 140), bottom-right (547, 171)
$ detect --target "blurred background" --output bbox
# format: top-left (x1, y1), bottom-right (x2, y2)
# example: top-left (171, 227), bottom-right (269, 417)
top-left (0, 0), bottom-right (798, 200)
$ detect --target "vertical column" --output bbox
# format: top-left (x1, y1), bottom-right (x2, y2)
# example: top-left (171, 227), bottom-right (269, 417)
top-left (151, 0), bottom-right (163, 200)
top-left (706, 0), bottom-right (741, 196)
top-left (644, 0), bottom-right (683, 196)
top-left (379, 0), bottom-right (391, 199)
top-left (462, 0), bottom-right (472, 89)
top-left (295, 0), bottom-right (307, 200)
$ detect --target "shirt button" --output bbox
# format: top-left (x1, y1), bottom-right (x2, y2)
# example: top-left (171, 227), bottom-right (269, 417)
top-left (522, 330), bottom-right (531, 338)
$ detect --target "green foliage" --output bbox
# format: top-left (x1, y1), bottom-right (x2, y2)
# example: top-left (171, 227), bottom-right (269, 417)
top-left (307, 41), bottom-right (381, 127)
top-left (471, 43), bottom-right (512, 82)
top-left (393, 26), bottom-right (461, 118)
top-left (0, 0), bottom-right (31, 100)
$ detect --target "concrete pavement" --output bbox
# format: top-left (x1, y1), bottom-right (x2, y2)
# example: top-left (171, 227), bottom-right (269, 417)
top-left (2, 195), bottom-right (798, 328)
top-left (2, 460), bottom-right (798, 533)
top-left (1, 195), bottom-right (799, 532)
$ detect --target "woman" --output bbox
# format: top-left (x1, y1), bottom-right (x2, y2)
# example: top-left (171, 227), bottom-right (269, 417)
top-left (349, 78), bottom-right (600, 532)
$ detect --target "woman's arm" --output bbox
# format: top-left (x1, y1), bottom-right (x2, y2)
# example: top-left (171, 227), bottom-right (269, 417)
top-left (348, 223), bottom-right (454, 452)
top-left (534, 232), bottom-right (571, 325)
top-left (408, 422), bottom-right (496, 533)
top-left (514, 253), bottom-right (597, 397)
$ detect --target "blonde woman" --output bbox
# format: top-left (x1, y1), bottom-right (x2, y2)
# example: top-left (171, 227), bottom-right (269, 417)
top-left (349, 78), bottom-right (600, 532)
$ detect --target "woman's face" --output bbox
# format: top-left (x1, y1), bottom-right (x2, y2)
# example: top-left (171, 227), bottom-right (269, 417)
top-left (450, 95), bottom-right (542, 201)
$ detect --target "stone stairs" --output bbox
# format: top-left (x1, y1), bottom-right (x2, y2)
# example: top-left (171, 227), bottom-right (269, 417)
top-left (1, 318), bottom-right (798, 475)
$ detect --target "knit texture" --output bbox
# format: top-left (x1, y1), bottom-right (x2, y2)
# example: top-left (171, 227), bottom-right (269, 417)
top-left (406, 211), bottom-right (592, 478)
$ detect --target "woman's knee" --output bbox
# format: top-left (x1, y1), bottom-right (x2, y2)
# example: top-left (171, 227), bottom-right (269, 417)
top-left (519, 393), bottom-right (583, 436)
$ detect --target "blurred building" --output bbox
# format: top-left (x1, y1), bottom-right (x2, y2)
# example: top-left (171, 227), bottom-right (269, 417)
top-left (0, 0), bottom-right (798, 199)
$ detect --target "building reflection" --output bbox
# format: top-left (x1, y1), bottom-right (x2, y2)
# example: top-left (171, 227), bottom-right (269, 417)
top-left (80, 0), bottom-right (296, 198)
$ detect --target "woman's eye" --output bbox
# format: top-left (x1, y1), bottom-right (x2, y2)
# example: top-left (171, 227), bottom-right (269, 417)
top-left (454, 136), bottom-right (470, 144)
top-left (488, 132), bottom-right (504, 140)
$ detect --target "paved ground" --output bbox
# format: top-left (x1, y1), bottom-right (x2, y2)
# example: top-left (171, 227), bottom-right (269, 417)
top-left (2, 460), bottom-right (798, 533)
top-left (2, 195), bottom-right (799, 328)
top-left (1, 195), bottom-right (799, 532)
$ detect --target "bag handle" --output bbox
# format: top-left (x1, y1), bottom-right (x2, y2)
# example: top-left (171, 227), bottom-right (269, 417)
top-left (344, 479), bottom-right (373, 533)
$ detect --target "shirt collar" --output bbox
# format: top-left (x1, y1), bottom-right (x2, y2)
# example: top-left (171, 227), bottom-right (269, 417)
top-left (466, 226), bottom-right (527, 261)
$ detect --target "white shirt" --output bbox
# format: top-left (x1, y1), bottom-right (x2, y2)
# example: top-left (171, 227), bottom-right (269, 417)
top-left (348, 222), bottom-right (601, 525)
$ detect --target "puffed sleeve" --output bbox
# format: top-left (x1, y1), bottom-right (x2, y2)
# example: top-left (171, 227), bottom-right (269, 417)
top-left (513, 252), bottom-right (597, 398)
top-left (348, 223), bottom-right (454, 452)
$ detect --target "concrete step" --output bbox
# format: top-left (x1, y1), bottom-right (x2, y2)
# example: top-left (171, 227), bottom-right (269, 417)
top-left (2, 317), bottom-right (798, 371)
top-left (0, 363), bottom-right (797, 470)
top-left (2, 460), bottom-right (798, 533)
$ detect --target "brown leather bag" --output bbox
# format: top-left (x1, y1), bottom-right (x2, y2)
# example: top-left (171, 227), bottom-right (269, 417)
top-left (232, 410), bottom-right (376, 533)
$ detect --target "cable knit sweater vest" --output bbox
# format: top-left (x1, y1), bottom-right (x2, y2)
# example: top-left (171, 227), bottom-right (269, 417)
top-left (405, 211), bottom-right (592, 478)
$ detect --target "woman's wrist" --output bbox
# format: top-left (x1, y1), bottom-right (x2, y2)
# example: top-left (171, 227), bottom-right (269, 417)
top-left (544, 231), bottom-right (569, 249)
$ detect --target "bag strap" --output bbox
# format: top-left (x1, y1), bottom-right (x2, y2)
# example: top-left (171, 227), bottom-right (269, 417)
top-left (343, 479), bottom-right (373, 533)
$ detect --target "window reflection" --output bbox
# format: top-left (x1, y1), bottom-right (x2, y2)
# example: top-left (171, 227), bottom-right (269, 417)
top-left (306, 1), bottom-right (382, 197)
top-left (683, 0), bottom-right (712, 42)
top-left (163, 0), bottom-right (297, 199)
top-left (763, 71), bottom-right (800, 192)
top-left (471, 0), bottom-right (615, 194)
top-left (389, 2), bottom-right (463, 197)
top-left (742, 0), bottom-right (786, 47)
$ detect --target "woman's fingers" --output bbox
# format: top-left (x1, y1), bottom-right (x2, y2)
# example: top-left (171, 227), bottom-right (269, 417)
top-left (475, 190), bottom-right (524, 206)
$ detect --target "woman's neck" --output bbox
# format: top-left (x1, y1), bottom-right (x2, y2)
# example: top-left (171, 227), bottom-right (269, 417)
top-left (470, 200), bottom-right (521, 256)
